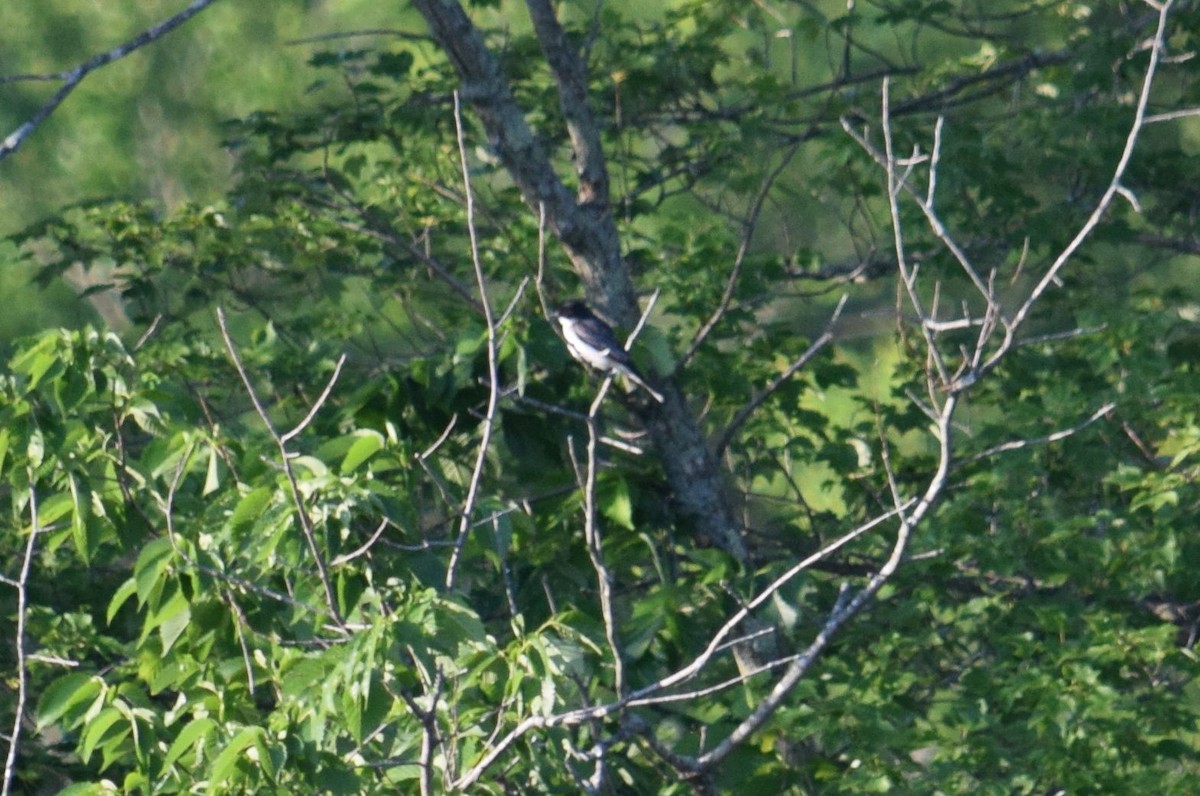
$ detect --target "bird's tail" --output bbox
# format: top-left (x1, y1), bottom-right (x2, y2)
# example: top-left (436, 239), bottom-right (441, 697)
top-left (625, 372), bottom-right (664, 403)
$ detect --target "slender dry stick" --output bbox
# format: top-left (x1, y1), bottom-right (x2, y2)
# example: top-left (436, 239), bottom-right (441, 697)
top-left (682, 143), bottom-right (802, 368)
top-left (583, 397), bottom-right (626, 696)
top-left (445, 90), bottom-right (503, 591)
top-left (330, 518), bottom-right (390, 567)
top-left (981, 0), bottom-right (1175, 375)
top-left (841, 115), bottom-right (996, 343)
top-left (960, 402), bottom-right (1116, 466)
top-left (0, 0), bottom-right (221, 161)
top-left (215, 307), bottom-right (345, 629)
top-left (2, 484), bottom-right (42, 796)
top-left (447, 500), bottom-right (913, 790)
top-left (878, 78), bottom-right (950, 388)
top-left (1145, 106), bottom-right (1200, 124)
top-left (282, 354), bottom-right (347, 444)
top-left (534, 202), bottom-right (553, 321)
top-left (694, 393), bottom-right (957, 770)
top-left (390, 670), bottom-right (444, 796)
top-left (624, 290), bottom-right (659, 350)
top-left (222, 593), bottom-right (257, 696)
top-left (715, 293), bottom-right (848, 456)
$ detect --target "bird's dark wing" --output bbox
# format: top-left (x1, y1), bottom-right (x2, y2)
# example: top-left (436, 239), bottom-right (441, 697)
top-left (571, 317), bottom-right (627, 357)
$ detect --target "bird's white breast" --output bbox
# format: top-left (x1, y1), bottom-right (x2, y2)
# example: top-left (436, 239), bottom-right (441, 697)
top-left (558, 317), bottom-right (615, 370)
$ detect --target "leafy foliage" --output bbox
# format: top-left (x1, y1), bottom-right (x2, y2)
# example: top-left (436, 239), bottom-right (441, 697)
top-left (2, 1), bottom-right (1200, 794)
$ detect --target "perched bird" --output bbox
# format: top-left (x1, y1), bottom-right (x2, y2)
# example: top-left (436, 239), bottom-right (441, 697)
top-left (555, 300), bottom-right (664, 403)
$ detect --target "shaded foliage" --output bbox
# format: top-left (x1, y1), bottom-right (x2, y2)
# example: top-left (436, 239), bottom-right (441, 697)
top-left (2, 1), bottom-right (1200, 794)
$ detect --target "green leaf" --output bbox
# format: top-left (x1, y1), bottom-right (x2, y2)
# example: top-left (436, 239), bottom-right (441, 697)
top-left (340, 430), bottom-right (385, 474)
top-left (134, 537), bottom-right (175, 607)
top-left (107, 578), bottom-right (138, 624)
top-left (601, 476), bottom-right (634, 530)
top-left (203, 446), bottom-right (221, 495)
top-left (68, 474), bottom-right (93, 564)
top-left (55, 784), bottom-right (119, 796)
top-left (79, 707), bottom-right (128, 764)
top-left (157, 588), bottom-right (193, 655)
top-left (36, 491), bottom-right (75, 527)
top-left (26, 428), bottom-right (44, 468)
top-left (37, 673), bottom-right (104, 730)
top-left (230, 486), bottom-right (273, 530)
top-left (209, 726), bottom-right (267, 790)
top-left (141, 582), bottom-right (191, 653)
top-left (11, 334), bottom-right (64, 389)
top-left (163, 717), bottom-right (217, 770)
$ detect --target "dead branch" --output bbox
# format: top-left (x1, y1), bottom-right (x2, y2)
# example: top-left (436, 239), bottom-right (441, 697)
top-left (216, 307), bottom-right (346, 629)
top-left (1, 485), bottom-right (42, 796)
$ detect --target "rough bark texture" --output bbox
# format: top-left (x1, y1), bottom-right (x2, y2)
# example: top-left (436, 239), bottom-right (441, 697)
top-left (411, 0), bottom-right (747, 561)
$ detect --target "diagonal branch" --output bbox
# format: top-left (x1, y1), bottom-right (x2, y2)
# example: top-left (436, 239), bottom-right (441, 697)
top-left (0, 0), bottom-right (221, 162)
top-left (714, 294), bottom-right (847, 457)
top-left (216, 307), bottom-right (346, 629)
top-left (959, 402), bottom-right (1116, 466)
top-left (983, 0), bottom-right (1175, 373)
top-left (682, 143), bottom-right (802, 368)
top-left (693, 392), bottom-right (958, 771)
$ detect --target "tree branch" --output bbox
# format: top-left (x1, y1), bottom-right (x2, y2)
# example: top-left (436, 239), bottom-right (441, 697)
top-left (0, 0), bottom-right (222, 162)
top-left (446, 91), bottom-right (506, 590)
top-left (216, 307), bottom-right (346, 629)
top-left (980, 0), bottom-right (1176, 377)
top-left (413, 0), bottom-right (749, 561)
top-left (525, 0), bottom-right (610, 209)
top-left (410, 0), bottom-right (635, 315)
top-left (2, 484), bottom-right (42, 796)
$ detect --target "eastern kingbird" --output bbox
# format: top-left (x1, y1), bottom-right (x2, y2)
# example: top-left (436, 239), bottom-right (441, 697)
top-left (555, 300), bottom-right (664, 403)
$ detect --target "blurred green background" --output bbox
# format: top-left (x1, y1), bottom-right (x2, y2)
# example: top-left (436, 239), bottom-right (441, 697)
top-left (0, 0), bottom-right (425, 338)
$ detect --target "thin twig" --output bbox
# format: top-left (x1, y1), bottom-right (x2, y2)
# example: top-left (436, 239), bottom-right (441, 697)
top-left (693, 393), bottom-right (957, 770)
top-left (583, 402), bottom-right (626, 695)
top-left (445, 91), bottom-right (503, 590)
top-left (283, 28), bottom-right (431, 46)
top-left (682, 143), bottom-right (801, 367)
top-left (419, 414), bottom-right (459, 461)
top-left (714, 294), bottom-right (847, 456)
top-left (505, 391), bottom-right (647, 455)
top-left (281, 354), bottom-right (347, 444)
top-left (1144, 106), bottom-right (1200, 124)
top-left (879, 86), bottom-right (950, 386)
top-left (215, 307), bottom-right (345, 629)
top-left (980, 0), bottom-right (1175, 377)
top-left (2, 483), bottom-right (42, 796)
top-left (959, 402), bottom-right (1115, 466)
top-left (624, 290), bottom-right (660, 355)
top-left (330, 518), bottom-right (391, 566)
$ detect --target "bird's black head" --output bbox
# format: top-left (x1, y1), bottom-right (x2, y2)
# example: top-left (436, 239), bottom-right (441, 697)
top-left (556, 300), bottom-right (594, 321)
